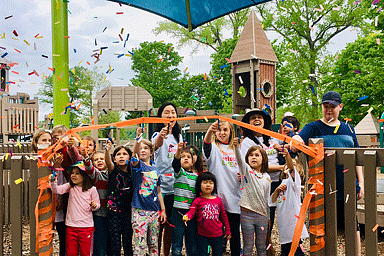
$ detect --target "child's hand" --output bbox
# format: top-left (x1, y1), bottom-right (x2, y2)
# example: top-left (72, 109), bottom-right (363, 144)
top-left (67, 137), bottom-right (76, 149)
top-left (237, 172), bottom-right (241, 182)
top-left (52, 153), bottom-right (63, 168)
top-left (105, 140), bottom-right (112, 151)
top-left (233, 137), bottom-right (240, 147)
top-left (274, 143), bottom-right (283, 152)
top-left (177, 141), bottom-right (184, 150)
top-left (90, 200), bottom-right (97, 210)
top-left (160, 210), bottom-right (167, 224)
top-left (277, 184), bottom-right (287, 193)
top-left (183, 215), bottom-right (190, 223)
top-left (159, 126), bottom-right (169, 139)
top-left (49, 173), bottom-right (57, 182)
top-left (79, 144), bottom-right (89, 158)
top-left (224, 234), bottom-right (231, 240)
top-left (136, 126), bottom-right (146, 137)
top-left (209, 121), bottom-right (219, 133)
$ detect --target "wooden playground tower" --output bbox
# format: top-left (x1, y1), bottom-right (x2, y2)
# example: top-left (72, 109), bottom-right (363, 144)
top-left (0, 62), bottom-right (39, 142)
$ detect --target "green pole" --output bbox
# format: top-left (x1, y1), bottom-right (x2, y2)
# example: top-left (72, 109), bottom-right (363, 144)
top-left (380, 112), bottom-right (384, 173)
top-left (52, 0), bottom-right (70, 127)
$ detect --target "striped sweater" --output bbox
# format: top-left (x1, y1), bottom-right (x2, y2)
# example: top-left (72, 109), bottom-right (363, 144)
top-left (172, 158), bottom-right (198, 209)
top-left (84, 161), bottom-right (109, 217)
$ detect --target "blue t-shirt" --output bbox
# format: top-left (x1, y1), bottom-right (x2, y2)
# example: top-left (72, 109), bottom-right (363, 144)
top-left (299, 120), bottom-right (360, 200)
top-left (131, 160), bottom-right (161, 212)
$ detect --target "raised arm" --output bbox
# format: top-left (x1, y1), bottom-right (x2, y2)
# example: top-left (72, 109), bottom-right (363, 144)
top-left (154, 125), bottom-right (169, 151)
top-left (233, 138), bottom-right (246, 177)
top-left (132, 127), bottom-right (144, 167)
top-left (203, 121), bottom-right (218, 158)
top-left (104, 140), bottom-right (114, 173)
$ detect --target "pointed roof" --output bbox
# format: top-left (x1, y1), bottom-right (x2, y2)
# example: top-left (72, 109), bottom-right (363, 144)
top-left (354, 112), bottom-right (380, 135)
top-left (231, 11), bottom-right (278, 63)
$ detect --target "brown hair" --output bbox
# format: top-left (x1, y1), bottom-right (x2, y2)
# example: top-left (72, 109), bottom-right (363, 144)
top-left (31, 129), bottom-right (51, 153)
top-left (212, 121), bottom-right (236, 150)
top-left (68, 167), bottom-right (93, 192)
top-left (181, 145), bottom-right (203, 173)
top-left (245, 146), bottom-right (268, 173)
top-left (82, 135), bottom-right (97, 150)
top-left (140, 139), bottom-right (154, 153)
top-left (52, 125), bottom-right (68, 134)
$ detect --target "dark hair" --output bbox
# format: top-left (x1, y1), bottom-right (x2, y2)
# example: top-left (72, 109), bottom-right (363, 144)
top-left (195, 172), bottom-right (217, 197)
top-left (181, 145), bottom-right (204, 173)
top-left (242, 114), bottom-right (272, 147)
top-left (154, 102), bottom-right (181, 143)
top-left (82, 135), bottom-right (97, 150)
top-left (245, 146), bottom-right (269, 173)
top-left (281, 116), bottom-right (300, 131)
top-left (112, 145), bottom-right (133, 160)
top-left (69, 167), bottom-right (93, 191)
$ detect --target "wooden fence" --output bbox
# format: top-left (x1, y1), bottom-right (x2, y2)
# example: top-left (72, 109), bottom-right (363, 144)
top-left (1, 139), bottom-right (384, 255)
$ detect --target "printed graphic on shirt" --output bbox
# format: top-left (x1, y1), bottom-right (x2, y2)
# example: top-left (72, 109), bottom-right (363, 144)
top-left (263, 142), bottom-right (278, 156)
top-left (139, 171), bottom-right (158, 197)
top-left (276, 189), bottom-right (286, 204)
top-left (202, 203), bottom-right (220, 221)
top-left (168, 143), bottom-right (177, 158)
top-left (220, 150), bottom-right (237, 168)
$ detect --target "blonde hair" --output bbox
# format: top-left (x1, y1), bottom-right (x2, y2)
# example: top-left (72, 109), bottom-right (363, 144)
top-left (140, 139), bottom-right (154, 153)
top-left (281, 158), bottom-right (305, 182)
top-left (31, 129), bottom-right (51, 153)
top-left (52, 125), bottom-right (68, 134)
top-left (213, 121), bottom-right (236, 150)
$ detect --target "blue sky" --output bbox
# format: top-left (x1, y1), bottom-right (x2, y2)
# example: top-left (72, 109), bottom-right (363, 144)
top-left (1, 0), bottom-right (358, 120)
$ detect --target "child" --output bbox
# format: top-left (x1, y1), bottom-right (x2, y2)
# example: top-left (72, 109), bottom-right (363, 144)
top-left (31, 129), bottom-right (52, 153)
top-left (203, 120), bottom-right (241, 255)
top-left (104, 141), bottom-right (133, 256)
top-left (79, 135), bottom-right (97, 158)
top-left (151, 102), bottom-right (182, 256)
top-left (183, 172), bottom-right (231, 256)
top-left (277, 115), bottom-right (300, 165)
top-left (131, 130), bottom-right (167, 255)
top-left (49, 161), bottom-right (100, 256)
top-left (83, 149), bottom-right (109, 256)
top-left (271, 151), bottom-right (308, 256)
top-left (171, 142), bottom-right (203, 256)
top-left (234, 138), bottom-right (271, 256)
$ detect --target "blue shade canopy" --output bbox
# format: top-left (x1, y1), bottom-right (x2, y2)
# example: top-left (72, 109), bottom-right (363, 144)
top-left (108, 0), bottom-right (271, 30)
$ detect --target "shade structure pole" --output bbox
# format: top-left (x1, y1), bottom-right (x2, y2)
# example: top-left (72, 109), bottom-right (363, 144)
top-left (52, 0), bottom-right (70, 127)
top-left (185, 0), bottom-right (192, 31)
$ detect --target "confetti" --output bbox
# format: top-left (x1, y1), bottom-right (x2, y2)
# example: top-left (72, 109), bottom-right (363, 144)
top-left (367, 107), bottom-right (374, 113)
top-left (239, 76), bottom-right (243, 84)
top-left (332, 6), bottom-right (341, 11)
top-left (13, 30), bottom-right (18, 36)
top-left (372, 224), bottom-right (379, 232)
top-left (353, 0), bottom-right (361, 4)
top-left (260, 226), bottom-right (264, 231)
top-left (377, 38), bottom-right (380, 45)
top-left (1, 52), bottom-right (8, 58)
top-left (345, 194), bottom-right (349, 203)
top-left (294, 215), bottom-right (299, 219)
top-left (14, 48), bottom-right (21, 53)
top-left (220, 64), bottom-right (228, 69)
top-left (5, 15), bottom-right (13, 19)
top-left (334, 124), bottom-right (340, 134)
top-left (266, 244), bottom-right (272, 250)
top-left (375, 16), bottom-right (379, 27)
top-left (116, 12), bottom-right (124, 14)
top-left (165, 173), bottom-right (173, 177)
top-left (354, 70), bottom-right (361, 74)
top-left (14, 178), bottom-right (23, 185)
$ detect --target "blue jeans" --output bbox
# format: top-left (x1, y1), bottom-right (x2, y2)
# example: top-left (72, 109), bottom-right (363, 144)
top-left (93, 215), bottom-right (108, 256)
top-left (171, 207), bottom-right (198, 256)
top-left (197, 235), bottom-right (223, 256)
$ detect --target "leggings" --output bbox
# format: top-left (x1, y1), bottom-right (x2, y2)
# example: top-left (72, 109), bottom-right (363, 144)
top-left (240, 209), bottom-right (268, 256)
top-left (108, 210), bottom-right (133, 256)
top-left (132, 208), bottom-right (160, 256)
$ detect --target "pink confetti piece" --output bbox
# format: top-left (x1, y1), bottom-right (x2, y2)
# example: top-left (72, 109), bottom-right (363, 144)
top-left (354, 70), bottom-right (361, 74)
top-left (260, 226), bottom-right (264, 230)
top-left (353, 0), bottom-right (362, 4)
top-left (266, 244), bottom-right (272, 250)
top-left (377, 7), bottom-right (382, 11)
top-left (295, 215), bottom-right (300, 219)
top-left (343, 169), bottom-right (349, 173)
top-left (377, 38), bottom-right (380, 45)
top-left (116, 12), bottom-right (123, 14)
top-left (375, 16), bottom-right (379, 26)
top-left (168, 45), bottom-right (173, 53)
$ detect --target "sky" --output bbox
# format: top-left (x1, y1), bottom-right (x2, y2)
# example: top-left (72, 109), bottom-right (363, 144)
top-left (1, 0), bottom-right (359, 121)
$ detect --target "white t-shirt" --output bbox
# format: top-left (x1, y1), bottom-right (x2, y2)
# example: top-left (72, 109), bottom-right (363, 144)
top-left (240, 136), bottom-right (281, 182)
top-left (203, 142), bottom-right (242, 214)
top-left (269, 169), bottom-right (309, 244)
top-left (235, 147), bottom-right (271, 217)
top-left (152, 132), bottom-right (182, 194)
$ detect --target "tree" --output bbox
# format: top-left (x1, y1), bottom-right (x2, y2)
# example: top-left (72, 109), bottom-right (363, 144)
top-left (153, 9), bottom-right (250, 53)
top-left (325, 33), bottom-right (384, 126)
top-left (38, 66), bottom-right (110, 125)
top-left (131, 41), bottom-right (183, 107)
top-left (257, 0), bottom-right (369, 122)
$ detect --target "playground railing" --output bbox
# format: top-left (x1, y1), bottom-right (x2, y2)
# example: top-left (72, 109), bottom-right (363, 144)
top-left (1, 139), bottom-right (384, 255)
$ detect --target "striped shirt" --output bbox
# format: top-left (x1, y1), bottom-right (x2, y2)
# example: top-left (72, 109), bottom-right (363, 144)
top-left (84, 161), bottom-right (109, 217)
top-left (172, 158), bottom-right (198, 209)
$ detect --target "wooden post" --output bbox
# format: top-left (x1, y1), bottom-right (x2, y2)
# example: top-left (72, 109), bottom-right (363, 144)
top-left (324, 150), bottom-right (337, 254)
top-left (308, 138), bottom-right (325, 256)
top-left (364, 150), bottom-right (378, 255)
top-left (10, 155), bottom-right (23, 255)
top-left (343, 150), bottom-right (357, 256)
top-left (0, 157), bottom-right (4, 254)
top-left (29, 159), bottom-right (38, 256)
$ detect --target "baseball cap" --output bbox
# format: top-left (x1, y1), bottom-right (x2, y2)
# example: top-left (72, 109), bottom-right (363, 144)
top-left (321, 91), bottom-right (342, 105)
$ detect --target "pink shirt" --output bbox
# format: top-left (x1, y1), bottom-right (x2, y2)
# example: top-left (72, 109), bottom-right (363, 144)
top-left (185, 196), bottom-right (230, 238)
top-left (50, 182), bottom-right (100, 228)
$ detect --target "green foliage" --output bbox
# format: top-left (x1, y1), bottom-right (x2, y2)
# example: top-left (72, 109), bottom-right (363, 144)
top-left (131, 41), bottom-right (183, 107)
top-left (361, 1), bottom-right (384, 33)
top-left (257, 0), bottom-right (369, 123)
top-left (325, 33), bottom-right (384, 126)
top-left (38, 66), bottom-right (110, 126)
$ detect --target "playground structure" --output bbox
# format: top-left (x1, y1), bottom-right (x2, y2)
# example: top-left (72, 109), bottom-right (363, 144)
top-left (354, 112), bottom-right (380, 148)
